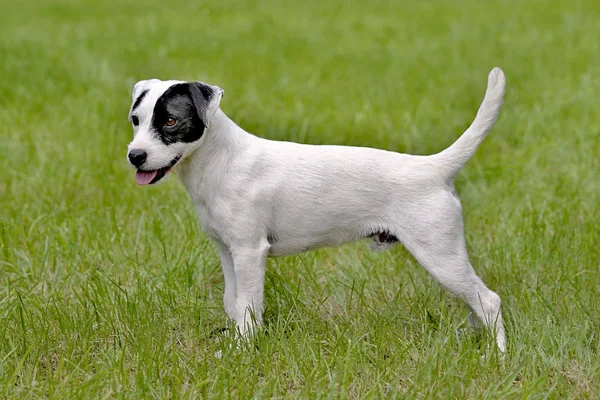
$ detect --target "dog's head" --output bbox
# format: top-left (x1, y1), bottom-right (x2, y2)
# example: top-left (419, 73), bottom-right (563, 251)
top-left (126, 79), bottom-right (224, 185)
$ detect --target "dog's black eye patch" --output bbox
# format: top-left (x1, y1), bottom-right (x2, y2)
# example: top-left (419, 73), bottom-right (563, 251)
top-left (152, 83), bottom-right (205, 145)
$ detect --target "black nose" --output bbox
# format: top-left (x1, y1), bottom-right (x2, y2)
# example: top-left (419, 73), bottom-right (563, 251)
top-left (128, 149), bottom-right (147, 167)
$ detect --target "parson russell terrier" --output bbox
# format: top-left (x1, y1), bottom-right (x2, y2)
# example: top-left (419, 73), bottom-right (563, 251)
top-left (126, 68), bottom-right (507, 352)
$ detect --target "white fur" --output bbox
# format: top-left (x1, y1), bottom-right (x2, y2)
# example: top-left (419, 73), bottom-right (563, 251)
top-left (127, 68), bottom-right (507, 352)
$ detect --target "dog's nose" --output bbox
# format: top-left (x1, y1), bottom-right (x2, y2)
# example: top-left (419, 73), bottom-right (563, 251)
top-left (128, 149), bottom-right (147, 167)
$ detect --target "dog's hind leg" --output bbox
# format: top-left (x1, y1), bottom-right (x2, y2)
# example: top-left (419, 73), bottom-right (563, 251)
top-left (396, 190), bottom-right (506, 352)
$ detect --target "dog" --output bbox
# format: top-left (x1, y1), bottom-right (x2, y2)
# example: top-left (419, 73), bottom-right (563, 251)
top-left (126, 68), bottom-right (507, 352)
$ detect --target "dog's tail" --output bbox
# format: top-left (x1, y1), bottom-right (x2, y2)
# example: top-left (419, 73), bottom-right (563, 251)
top-left (432, 67), bottom-right (505, 179)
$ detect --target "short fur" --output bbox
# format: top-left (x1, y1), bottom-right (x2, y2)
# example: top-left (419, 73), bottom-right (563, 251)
top-left (126, 68), bottom-right (507, 352)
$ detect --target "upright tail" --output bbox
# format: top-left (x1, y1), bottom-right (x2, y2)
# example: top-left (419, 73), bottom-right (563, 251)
top-left (433, 67), bottom-right (506, 179)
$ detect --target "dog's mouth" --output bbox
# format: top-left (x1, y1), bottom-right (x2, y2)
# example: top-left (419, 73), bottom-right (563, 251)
top-left (135, 154), bottom-right (182, 186)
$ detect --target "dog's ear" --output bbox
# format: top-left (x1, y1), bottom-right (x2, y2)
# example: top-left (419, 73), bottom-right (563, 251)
top-left (188, 82), bottom-right (224, 128)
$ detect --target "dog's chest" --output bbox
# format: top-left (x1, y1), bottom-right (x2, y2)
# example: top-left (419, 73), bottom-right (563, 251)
top-left (190, 190), bottom-right (241, 246)
top-left (188, 190), bottom-right (225, 242)
top-left (194, 203), bottom-right (221, 240)
top-left (178, 170), bottom-right (226, 242)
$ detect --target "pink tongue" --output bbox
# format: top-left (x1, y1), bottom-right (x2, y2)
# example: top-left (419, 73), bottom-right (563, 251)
top-left (136, 170), bottom-right (158, 186)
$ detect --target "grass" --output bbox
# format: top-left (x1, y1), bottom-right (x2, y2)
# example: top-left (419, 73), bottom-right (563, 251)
top-left (1, 0), bottom-right (599, 397)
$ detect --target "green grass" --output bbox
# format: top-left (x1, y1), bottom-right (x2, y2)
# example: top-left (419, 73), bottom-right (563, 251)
top-left (1, 0), bottom-right (599, 397)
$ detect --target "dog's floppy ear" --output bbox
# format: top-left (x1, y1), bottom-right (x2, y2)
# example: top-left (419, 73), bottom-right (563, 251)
top-left (188, 82), bottom-right (224, 128)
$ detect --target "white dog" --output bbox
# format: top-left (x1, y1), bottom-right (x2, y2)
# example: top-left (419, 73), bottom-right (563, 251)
top-left (126, 68), bottom-right (507, 352)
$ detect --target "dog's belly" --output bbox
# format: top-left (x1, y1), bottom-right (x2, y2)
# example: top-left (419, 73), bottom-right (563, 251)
top-left (268, 236), bottom-right (343, 257)
top-left (267, 228), bottom-right (362, 257)
top-left (268, 241), bottom-right (309, 257)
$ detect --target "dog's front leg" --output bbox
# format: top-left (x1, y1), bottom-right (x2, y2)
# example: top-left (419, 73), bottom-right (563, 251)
top-left (230, 245), bottom-right (268, 337)
top-left (214, 241), bottom-right (237, 320)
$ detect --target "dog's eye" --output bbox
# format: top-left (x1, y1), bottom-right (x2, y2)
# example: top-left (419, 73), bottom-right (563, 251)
top-left (131, 115), bottom-right (139, 126)
top-left (165, 117), bottom-right (177, 127)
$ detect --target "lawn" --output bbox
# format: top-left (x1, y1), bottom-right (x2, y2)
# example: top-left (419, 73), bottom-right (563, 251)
top-left (1, 0), bottom-right (599, 398)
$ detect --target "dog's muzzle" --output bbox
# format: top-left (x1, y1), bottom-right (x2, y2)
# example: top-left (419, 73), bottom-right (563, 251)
top-left (134, 154), bottom-right (182, 185)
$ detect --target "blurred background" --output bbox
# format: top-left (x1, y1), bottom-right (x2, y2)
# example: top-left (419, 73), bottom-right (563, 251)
top-left (0, 0), bottom-right (598, 398)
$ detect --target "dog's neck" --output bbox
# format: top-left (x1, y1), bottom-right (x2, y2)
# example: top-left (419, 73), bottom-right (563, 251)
top-left (176, 108), bottom-right (250, 197)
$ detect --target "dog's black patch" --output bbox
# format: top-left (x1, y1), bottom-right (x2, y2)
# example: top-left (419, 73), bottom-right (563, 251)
top-left (151, 83), bottom-right (214, 145)
top-left (131, 89), bottom-right (148, 113)
top-left (371, 230), bottom-right (399, 244)
top-left (267, 233), bottom-right (277, 245)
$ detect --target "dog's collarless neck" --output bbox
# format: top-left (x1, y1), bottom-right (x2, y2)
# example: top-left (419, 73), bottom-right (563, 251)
top-left (177, 109), bottom-right (251, 194)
